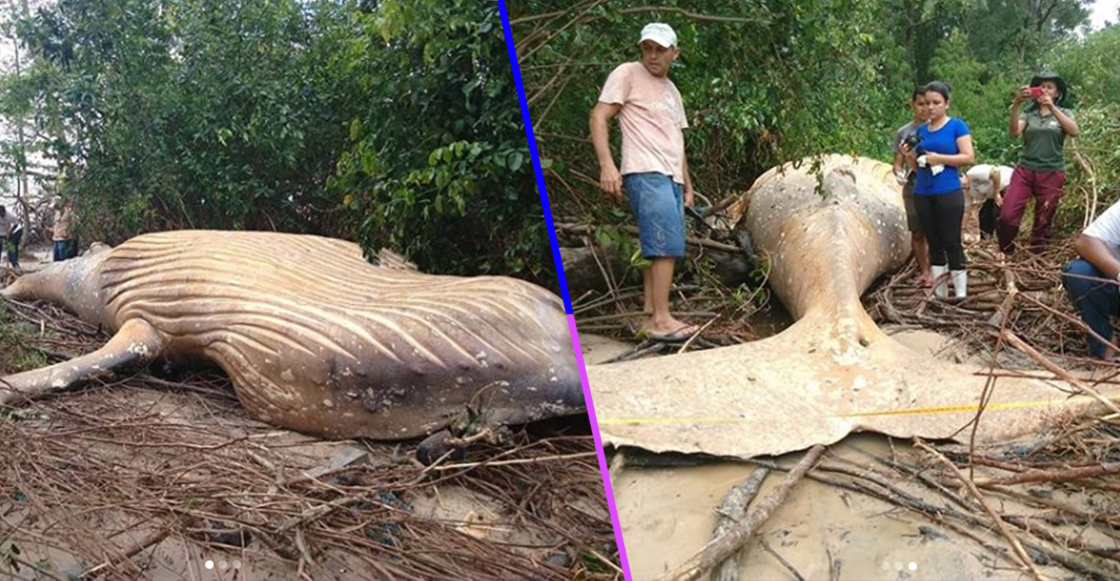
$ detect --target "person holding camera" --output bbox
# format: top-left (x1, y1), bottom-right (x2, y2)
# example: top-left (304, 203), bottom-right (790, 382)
top-left (997, 71), bottom-right (1079, 254)
top-left (590, 22), bottom-right (698, 342)
top-left (900, 81), bottom-right (974, 299)
top-left (892, 87), bottom-right (931, 287)
top-left (1062, 201), bottom-right (1120, 361)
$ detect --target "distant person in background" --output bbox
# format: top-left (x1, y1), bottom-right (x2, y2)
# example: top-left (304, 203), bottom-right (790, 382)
top-left (892, 87), bottom-right (931, 287)
top-left (900, 81), bottom-right (974, 299)
top-left (998, 71), bottom-right (1079, 254)
top-left (1062, 200), bottom-right (1120, 362)
top-left (963, 164), bottom-right (1013, 241)
top-left (0, 205), bottom-right (23, 271)
top-left (52, 198), bottom-right (78, 261)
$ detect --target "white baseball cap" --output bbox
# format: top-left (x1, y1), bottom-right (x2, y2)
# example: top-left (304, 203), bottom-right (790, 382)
top-left (638, 23), bottom-right (676, 48)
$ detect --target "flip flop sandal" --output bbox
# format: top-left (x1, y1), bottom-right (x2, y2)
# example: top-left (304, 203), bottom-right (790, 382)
top-left (647, 325), bottom-right (699, 343)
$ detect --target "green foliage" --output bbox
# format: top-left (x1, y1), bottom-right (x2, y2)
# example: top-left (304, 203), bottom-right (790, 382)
top-left (1052, 24), bottom-right (1120, 108)
top-left (0, 0), bottom-right (551, 286)
top-left (511, 0), bottom-right (1112, 234)
top-left (0, 308), bottom-right (48, 373)
top-left (513, 0), bottom-right (901, 212)
top-left (330, 0), bottom-right (547, 280)
top-left (8, 0), bottom-right (354, 240)
top-left (928, 28), bottom-right (1022, 165)
top-left (1049, 26), bottom-right (1120, 231)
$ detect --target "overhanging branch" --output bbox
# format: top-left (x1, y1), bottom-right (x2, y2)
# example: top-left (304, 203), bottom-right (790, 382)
top-left (511, 5), bottom-right (768, 27)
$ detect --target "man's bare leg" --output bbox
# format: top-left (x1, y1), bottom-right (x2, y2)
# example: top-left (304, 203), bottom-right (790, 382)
top-left (645, 256), bottom-right (695, 338)
top-left (642, 267), bottom-right (653, 314)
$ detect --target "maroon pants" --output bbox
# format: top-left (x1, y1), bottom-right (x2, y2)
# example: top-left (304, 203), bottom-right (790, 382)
top-left (996, 166), bottom-right (1066, 254)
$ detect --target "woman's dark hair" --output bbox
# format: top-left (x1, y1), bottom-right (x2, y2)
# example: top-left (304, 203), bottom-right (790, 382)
top-left (923, 80), bottom-right (951, 102)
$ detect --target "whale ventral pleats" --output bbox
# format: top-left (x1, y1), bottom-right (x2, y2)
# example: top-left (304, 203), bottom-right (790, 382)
top-left (0, 230), bottom-right (582, 441)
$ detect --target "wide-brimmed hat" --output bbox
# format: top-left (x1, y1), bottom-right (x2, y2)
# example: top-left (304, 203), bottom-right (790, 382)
top-left (1029, 71), bottom-right (1067, 103)
top-left (638, 23), bottom-right (677, 48)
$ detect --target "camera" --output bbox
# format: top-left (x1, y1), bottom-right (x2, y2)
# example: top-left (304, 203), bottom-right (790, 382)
top-left (902, 132), bottom-right (923, 154)
top-left (1028, 86), bottom-right (1044, 99)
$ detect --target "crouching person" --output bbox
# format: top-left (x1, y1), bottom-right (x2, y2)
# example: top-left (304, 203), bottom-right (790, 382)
top-left (1062, 201), bottom-right (1120, 361)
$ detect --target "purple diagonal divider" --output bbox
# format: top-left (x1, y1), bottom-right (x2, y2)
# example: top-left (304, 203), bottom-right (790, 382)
top-left (567, 315), bottom-right (630, 579)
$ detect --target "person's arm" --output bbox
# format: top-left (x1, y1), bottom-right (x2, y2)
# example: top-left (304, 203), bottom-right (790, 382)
top-left (1076, 235), bottom-right (1120, 280)
top-left (894, 131), bottom-right (920, 173)
top-left (1009, 87), bottom-right (1029, 138)
top-left (892, 150), bottom-right (904, 175)
top-left (892, 131), bottom-right (904, 174)
top-left (926, 134), bottom-right (974, 167)
top-left (991, 169), bottom-right (1003, 206)
top-left (899, 141), bottom-right (918, 166)
top-left (590, 101), bottom-right (623, 200)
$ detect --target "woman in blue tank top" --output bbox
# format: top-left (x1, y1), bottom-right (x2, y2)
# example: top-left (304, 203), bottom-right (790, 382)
top-left (900, 81), bottom-right (975, 299)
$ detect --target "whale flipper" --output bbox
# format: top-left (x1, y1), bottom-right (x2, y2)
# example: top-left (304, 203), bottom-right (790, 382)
top-left (0, 318), bottom-right (165, 405)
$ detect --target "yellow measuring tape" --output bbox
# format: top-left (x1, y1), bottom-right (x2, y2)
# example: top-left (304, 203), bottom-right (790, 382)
top-left (598, 392), bottom-right (1120, 426)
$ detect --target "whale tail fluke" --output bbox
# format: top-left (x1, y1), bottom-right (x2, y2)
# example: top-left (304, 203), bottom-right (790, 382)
top-left (588, 307), bottom-right (1120, 459)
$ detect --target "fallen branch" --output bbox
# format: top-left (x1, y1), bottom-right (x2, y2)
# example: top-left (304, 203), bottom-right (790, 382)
top-left (712, 467), bottom-right (771, 581)
top-left (975, 461), bottom-right (1120, 487)
top-left (1000, 329), bottom-right (1120, 416)
top-left (556, 222), bottom-right (743, 253)
top-left (660, 444), bottom-right (825, 581)
top-left (916, 441), bottom-right (1048, 581)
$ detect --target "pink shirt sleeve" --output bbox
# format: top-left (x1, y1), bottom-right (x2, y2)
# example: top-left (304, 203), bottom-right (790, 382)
top-left (598, 64), bottom-right (630, 105)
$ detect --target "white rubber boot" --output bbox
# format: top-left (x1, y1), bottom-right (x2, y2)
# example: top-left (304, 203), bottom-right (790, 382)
top-left (951, 269), bottom-right (967, 298)
top-left (931, 265), bottom-right (949, 299)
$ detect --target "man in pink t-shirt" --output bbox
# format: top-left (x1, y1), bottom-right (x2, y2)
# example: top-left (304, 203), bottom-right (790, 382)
top-left (590, 22), bottom-right (697, 343)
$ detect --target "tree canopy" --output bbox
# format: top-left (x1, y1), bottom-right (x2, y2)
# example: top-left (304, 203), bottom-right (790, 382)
top-left (0, 0), bottom-right (551, 286)
top-left (510, 0), bottom-right (1119, 227)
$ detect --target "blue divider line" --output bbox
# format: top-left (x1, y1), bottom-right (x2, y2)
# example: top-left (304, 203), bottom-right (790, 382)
top-left (497, 0), bottom-right (574, 315)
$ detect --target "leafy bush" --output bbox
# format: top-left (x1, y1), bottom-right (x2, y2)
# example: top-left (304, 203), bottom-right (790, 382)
top-left (2, 0), bottom-right (552, 287)
top-left (330, 0), bottom-right (548, 282)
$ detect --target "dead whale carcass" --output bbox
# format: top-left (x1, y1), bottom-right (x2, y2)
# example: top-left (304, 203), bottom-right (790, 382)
top-left (0, 230), bottom-right (583, 441)
top-left (587, 154), bottom-right (1119, 459)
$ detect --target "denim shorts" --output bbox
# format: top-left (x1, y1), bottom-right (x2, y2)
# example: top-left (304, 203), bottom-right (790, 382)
top-left (623, 172), bottom-right (685, 258)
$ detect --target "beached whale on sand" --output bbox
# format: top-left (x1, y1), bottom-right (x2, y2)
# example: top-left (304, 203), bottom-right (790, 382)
top-left (0, 230), bottom-right (582, 445)
top-left (588, 155), bottom-right (1120, 459)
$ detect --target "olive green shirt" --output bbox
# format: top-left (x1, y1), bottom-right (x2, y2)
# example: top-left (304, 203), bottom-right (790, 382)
top-left (1018, 106), bottom-right (1074, 171)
